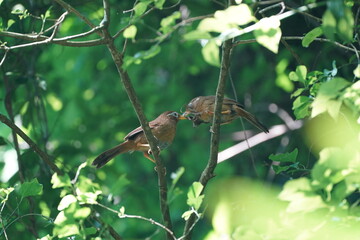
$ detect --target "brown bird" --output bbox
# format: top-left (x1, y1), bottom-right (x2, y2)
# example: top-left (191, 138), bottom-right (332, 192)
top-left (92, 111), bottom-right (186, 168)
top-left (182, 95), bottom-right (269, 133)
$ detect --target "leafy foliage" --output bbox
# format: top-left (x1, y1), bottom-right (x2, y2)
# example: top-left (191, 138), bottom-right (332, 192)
top-left (0, 0), bottom-right (359, 239)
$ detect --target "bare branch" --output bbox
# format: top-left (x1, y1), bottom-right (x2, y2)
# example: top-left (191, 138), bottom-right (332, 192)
top-left (99, 0), bottom-right (173, 238)
top-left (183, 39), bottom-right (233, 239)
top-left (53, 0), bottom-right (98, 32)
top-left (0, 113), bottom-right (63, 175)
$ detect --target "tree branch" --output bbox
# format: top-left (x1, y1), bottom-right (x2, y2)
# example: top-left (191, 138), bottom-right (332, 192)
top-left (100, 0), bottom-right (172, 238)
top-left (0, 113), bottom-right (62, 175)
top-left (182, 39), bottom-right (233, 239)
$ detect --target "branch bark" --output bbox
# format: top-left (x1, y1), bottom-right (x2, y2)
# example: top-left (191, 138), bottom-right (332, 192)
top-left (0, 113), bottom-right (62, 175)
top-left (100, 0), bottom-right (172, 238)
top-left (182, 39), bottom-right (233, 239)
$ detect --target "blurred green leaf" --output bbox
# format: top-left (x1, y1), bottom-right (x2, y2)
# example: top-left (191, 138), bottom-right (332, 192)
top-left (160, 11), bottom-right (181, 34)
top-left (201, 40), bottom-right (220, 67)
top-left (51, 173), bottom-right (71, 189)
top-left (134, 1), bottom-right (150, 17)
top-left (123, 25), bottom-right (137, 39)
top-left (353, 64), bottom-right (360, 78)
top-left (19, 178), bottom-right (43, 197)
top-left (302, 27), bottom-right (323, 47)
top-left (254, 17), bottom-right (282, 53)
top-left (183, 30), bottom-right (212, 41)
top-left (58, 194), bottom-right (77, 210)
top-left (322, 10), bottom-right (336, 41)
top-left (269, 148), bottom-right (298, 163)
top-left (311, 77), bottom-right (350, 119)
top-left (0, 136), bottom-right (7, 145)
top-left (154, 0), bottom-right (165, 9)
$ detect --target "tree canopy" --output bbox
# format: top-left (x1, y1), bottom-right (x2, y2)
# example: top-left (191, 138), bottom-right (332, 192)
top-left (0, 0), bottom-right (360, 239)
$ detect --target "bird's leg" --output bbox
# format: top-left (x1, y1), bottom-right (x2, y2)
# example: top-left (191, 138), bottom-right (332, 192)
top-left (144, 151), bottom-right (166, 175)
top-left (143, 151), bottom-right (156, 163)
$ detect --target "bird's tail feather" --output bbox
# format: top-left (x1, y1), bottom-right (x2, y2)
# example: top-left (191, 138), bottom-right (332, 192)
top-left (235, 107), bottom-right (269, 133)
top-left (92, 141), bottom-right (134, 168)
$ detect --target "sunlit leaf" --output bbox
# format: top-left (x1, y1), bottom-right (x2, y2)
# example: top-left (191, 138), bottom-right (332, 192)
top-left (160, 11), bottom-right (181, 34)
top-left (254, 17), bottom-right (282, 53)
top-left (187, 182), bottom-right (204, 210)
top-left (292, 96), bottom-right (311, 119)
top-left (134, 2), bottom-right (150, 17)
top-left (123, 25), bottom-right (137, 39)
top-left (58, 194), bottom-right (77, 210)
top-left (181, 210), bottom-right (193, 220)
top-left (198, 17), bottom-right (230, 33)
top-left (302, 27), bottom-right (323, 47)
top-left (214, 4), bottom-right (255, 26)
top-left (353, 64), bottom-right (360, 78)
top-left (201, 40), bottom-right (220, 67)
top-left (289, 65), bottom-right (307, 84)
top-left (19, 178), bottom-right (43, 197)
top-left (183, 30), bottom-right (212, 40)
top-left (269, 148), bottom-right (298, 163)
top-left (154, 0), bottom-right (165, 9)
top-left (311, 78), bottom-right (350, 119)
top-left (51, 173), bottom-right (71, 189)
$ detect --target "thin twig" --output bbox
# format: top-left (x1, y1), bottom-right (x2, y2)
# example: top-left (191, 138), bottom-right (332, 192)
top-left (96, 203), bottom-right (177, 240)
top-left (0, 114), bottom-right (62, 175)
top-left (232, 36), bottom-right (360, 54)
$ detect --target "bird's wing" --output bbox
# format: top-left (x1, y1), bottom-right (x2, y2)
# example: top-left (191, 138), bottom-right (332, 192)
top-left (223, 97), bottom-right (245, 109)
top-left (124, 121), bottom-right (160, 140)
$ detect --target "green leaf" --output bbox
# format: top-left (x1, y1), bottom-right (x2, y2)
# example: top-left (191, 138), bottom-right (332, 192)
top-left (134, 2), bottom-right (149, 17)
top-left (289, 65), bottom-right (307, 84)
top-left (181, 210), bottom-right (194, 220)
top-left (197, 4), bottom-right (254, 33)
top-left (58, 195), bottom-right (77, 210)
top-left (160, 11), bottom-right (181, 34)
top-left (290, 88), bottom-right (305, 98)
top-left (272, 165), bottom-right (292, 174)
top-left (0, 187), bottom-right (14, 204)
top-left (19, 178), bottom-right (43, 197)
top-left (198, 17), bottom-right (230, 33)
top-left (322, 10), bottom-right (336, 41)
top-left (353, 64), bottom-right (360, 78)
top-left (123, 25), bottom-right (137, 39)
top-left (154, 0), bottom-right (166, 9)
top-left (51, 173), bottom-right (71, 189)
top-left (292, 96), bottom-right (311, 119)
top-left (337, 8), bottom-right (354, 42)
top-left (183, 30), bottom-right (212, 41)
top-left (187, 182), bottom-right (204, 210)
top-left (302, 27), bottom-right (323, 47)
top-left (201, 40), bottom-right (220, 67)
top-left (73, 207), bottom-right (91, 219)
top-left (269, 148), bottom-right (298, 163)
top-left (214, 4), bottom-right (255, 26)
top-left (254, 16), bottom-right (282, 53)
top-left (311, 78), bottom-right (350, 119)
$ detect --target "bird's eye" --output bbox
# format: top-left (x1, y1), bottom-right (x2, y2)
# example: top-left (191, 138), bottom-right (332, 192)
top-left (168, 112), bottom-right (179, 118)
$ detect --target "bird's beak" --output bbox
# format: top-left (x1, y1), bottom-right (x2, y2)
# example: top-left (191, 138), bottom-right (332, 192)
top-left (178, 115), bottom-right (187, 120)
top-left (182, 111), bottom-right (190, 117)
